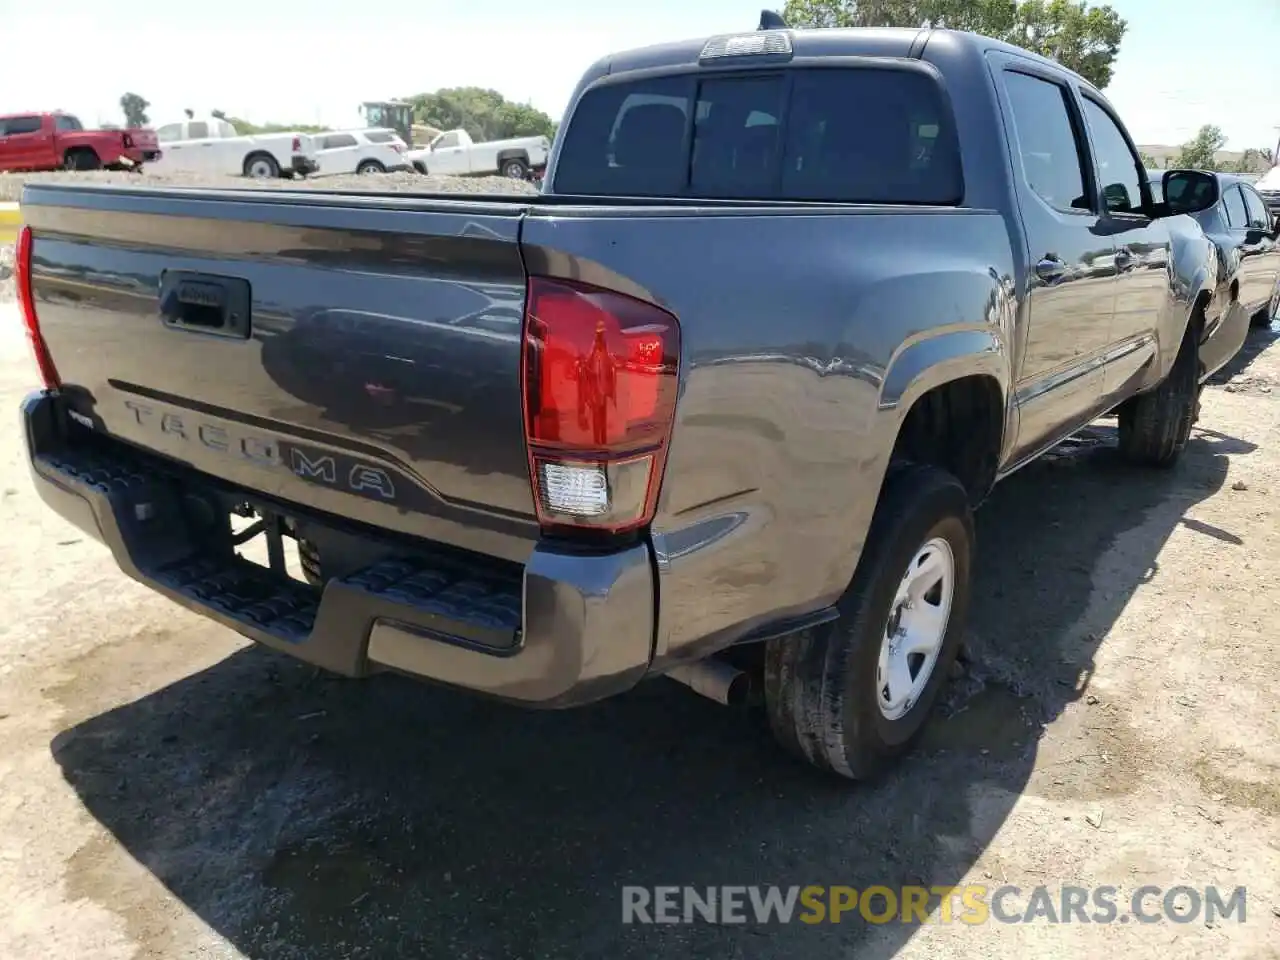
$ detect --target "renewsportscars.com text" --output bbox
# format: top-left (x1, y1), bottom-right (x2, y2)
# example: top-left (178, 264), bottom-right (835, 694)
top-left (621, 884), bottom-right (1247, 926)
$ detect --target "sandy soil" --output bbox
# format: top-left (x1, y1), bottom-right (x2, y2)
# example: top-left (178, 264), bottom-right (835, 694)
top-left (0, 298), bottom-right (1277, 959)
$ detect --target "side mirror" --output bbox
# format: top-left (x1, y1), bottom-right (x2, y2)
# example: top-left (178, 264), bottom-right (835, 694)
top-left (1160, 169), bottom-right (1218, 216)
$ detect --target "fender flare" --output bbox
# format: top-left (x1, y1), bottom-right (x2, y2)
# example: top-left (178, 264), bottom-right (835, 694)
top-left (878, 328), bottom-right (1010, 416)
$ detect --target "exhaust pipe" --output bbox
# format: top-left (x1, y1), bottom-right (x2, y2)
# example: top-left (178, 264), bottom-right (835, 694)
top-left (666, 659), bottom-right (750, 706)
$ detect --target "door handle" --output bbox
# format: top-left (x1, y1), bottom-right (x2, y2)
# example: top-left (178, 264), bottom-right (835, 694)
top-left (1035, 257), bottom-right (1068, 282)
top-left (159, 270), bottom-right (252, 340)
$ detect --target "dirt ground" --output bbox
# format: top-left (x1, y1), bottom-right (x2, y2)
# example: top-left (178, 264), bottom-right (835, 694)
top-left (0, 296), bottom-right (1277, 959)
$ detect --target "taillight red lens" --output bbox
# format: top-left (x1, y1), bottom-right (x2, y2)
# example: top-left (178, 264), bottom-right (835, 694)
top-left (522, 276), bottom-right (680, 533)
top-left (291, 136), bottom-right (301, 152)
top-left (15, 225), bottom-right (60, 390)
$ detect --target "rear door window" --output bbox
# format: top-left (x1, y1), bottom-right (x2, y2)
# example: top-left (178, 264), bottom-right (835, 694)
top-left (1223, 185), bottom-right (1246, 229)
top-left (4, 116), bottom-right (43, 135)
top-left (1000, 72), bottom-right (1089, 214)
top-left (554, 67), bottom-right (961, 204)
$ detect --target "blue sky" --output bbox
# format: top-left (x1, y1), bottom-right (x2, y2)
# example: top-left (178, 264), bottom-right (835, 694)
top-left (1, 0), bottom-right (1277, 153)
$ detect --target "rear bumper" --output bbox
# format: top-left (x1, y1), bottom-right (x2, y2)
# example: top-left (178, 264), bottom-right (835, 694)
top-left (21, 390), bottom-right (655, 707)
top-left (292, 156), bottom-right (319, 175)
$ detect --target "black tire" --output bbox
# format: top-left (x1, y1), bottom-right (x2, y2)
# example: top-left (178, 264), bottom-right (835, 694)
top-left (1117, 318), bottom-right (1199, 467)
top-left (243, 152), bottom-right (280, 179)
top-left (63, 149), bottom-right (101, 172)
top-left (356, 159), bottom-right (385, 175)
top-left (413, 161), bottom-right (428, 175)
top-left (764, 464), bottom-right (974, 781)
top-left (500, 157), bottom-right (529, 179)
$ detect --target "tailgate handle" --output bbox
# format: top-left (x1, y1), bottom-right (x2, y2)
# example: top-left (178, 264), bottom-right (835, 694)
top-left (160, 271), bottom-right (252, 340)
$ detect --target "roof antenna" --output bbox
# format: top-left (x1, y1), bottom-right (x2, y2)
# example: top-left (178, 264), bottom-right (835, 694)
top-left (758, 9), bottom-right (788, 29)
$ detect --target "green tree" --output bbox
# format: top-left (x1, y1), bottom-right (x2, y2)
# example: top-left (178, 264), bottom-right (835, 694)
top-left (119, 92), bottom-right (150, 128)
top-left (782, 0), bottom-right (1127, 88)
top-left (1175, 125), bottom-right (1226, 171)
top-left (1138, 150), bottom-right (1159, 171)
top-left (405, 87), bottom-right (556, 142)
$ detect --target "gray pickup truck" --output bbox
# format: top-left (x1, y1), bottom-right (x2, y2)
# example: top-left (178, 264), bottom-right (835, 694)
top-left (17, 20), bottom-right (1246, 781)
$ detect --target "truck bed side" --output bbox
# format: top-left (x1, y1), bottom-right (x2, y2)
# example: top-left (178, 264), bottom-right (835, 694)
top-left (520, 203), bottom-right (1016, 666)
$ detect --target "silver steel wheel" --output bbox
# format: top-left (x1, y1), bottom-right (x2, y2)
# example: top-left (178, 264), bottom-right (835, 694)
top-left (876, 536), bottom-right (955, 720)
top-left (247, 158), bottom-right (275, 179)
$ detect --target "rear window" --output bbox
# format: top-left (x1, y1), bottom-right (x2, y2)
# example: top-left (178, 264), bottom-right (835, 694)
top-left (553, 67), bottom-right (962, 204)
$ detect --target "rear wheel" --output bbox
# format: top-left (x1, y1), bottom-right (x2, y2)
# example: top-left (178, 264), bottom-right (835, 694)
top-left (63, 149), bottom-right (101, 172)
top-left (1117, 318), bottom-right (1200, 467)
top-left (356, 159), bottom-right (385, 175)
top-left (764, 464), bottom-right (973, 781)
top-left (501, 157), bottom-right (529, 179)
top-left (243, 153), bottom-right (280, 179)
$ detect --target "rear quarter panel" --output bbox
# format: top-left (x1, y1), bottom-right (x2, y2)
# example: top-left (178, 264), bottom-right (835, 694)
top-left (521, 205), bottom-right (1016, 666)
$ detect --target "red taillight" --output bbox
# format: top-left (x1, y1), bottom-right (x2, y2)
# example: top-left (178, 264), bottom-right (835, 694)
top-left (522, 276), bottom-right (680, 533)
top-left (291, 136), bottom-right (301, 152)
top-left (15, 225), bottom-right (60, 389)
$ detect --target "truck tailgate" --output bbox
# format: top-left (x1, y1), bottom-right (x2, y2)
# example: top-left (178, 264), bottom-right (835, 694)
top-left (22, 185), bottom-right (539, 562)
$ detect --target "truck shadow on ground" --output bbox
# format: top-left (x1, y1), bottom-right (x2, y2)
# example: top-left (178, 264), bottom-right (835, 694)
top-left (49, 411), bottom-right (1255, 959)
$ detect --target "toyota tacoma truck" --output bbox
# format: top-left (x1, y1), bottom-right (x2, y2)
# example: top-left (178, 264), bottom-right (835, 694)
top-left (0, 111), bottom-right (161, 172)
top-left (16, 19), bottom-right (1240, 781)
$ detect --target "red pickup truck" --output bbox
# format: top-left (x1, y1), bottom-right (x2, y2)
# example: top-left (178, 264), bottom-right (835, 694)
top-left (0, 112), bottom-right (160, 173)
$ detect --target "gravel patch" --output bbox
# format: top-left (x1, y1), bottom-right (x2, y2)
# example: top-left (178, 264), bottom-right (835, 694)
top-left (0, 169), bottom-right (539, 203)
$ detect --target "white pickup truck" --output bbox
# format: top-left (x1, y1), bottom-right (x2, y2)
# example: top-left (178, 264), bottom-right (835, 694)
top-left (149, 117), bottom-right (320, 179)
top-left (406, 128), bottom-right (550, 179)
